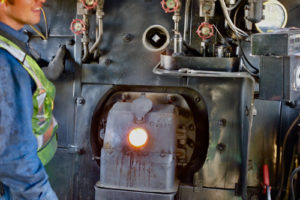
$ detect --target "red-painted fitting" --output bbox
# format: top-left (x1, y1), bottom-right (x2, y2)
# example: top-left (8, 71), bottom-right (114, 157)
top-left (161, 0), bottom-right (179, 13)
top-left (196, 22), bottom-right (214, 40)
top-left (70, 19), bottom-right (86, 35)
top-left (81, 0), bottom-right (98, 10)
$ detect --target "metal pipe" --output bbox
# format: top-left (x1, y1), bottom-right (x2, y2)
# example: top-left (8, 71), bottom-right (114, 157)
top-left (173, 3), bottom-right (183, 55)
top-left (290, 167), bottom-right (300, 200)
top-left (188, 0), bottom-right (194, 45)
top-left (82, 14), bottom-right (90, 62)
top-left (183, 0), bottom-right (191, 42)
top-left (89, 14), bottom-right (103, 54)
top-left (174, 34), bottom-right (183, 55)
top-left (89, 0), bottom-right (105, 54)
top-left (82, 42), bottom-right (89, 62)
top-left (219, 0), bottom-right (248, 38)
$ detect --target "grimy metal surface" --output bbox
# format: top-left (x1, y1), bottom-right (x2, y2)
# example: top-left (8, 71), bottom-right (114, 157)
top-left (160, 53), bottom-right (239, 71)
top-left (24, 0), bottom-right (300, 199)
top-left (95, 186), bottom-right (176, 200)
top-left (99, 101), bottom-right (177, 193)
top-left (186, 74), bottom-right (254, 199)
top-left (72, 74), bottom-right (254, 200)
top-left (177, 185), bottom-right (241, 200)
top-left (247, 100), bottom-right (281, 187)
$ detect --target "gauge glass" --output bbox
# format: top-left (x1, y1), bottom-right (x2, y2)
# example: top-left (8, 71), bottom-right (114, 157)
top-left (255, 0), bottom-right (287, 33)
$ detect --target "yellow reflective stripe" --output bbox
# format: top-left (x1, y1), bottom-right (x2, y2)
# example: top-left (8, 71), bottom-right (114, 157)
top-left (23, 58), bottom-right (44, 89)
top-left (36, 117), bottom-right (57, 150)
top-left (37, 133), bottom-right (57, 165)
top-left (0, 35), bottom-right (26, 61)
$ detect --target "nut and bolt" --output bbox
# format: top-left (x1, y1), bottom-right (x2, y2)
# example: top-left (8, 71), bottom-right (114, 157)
top-left (167, 95), bottom-right (176, 103)
top-left (105, 59), bottom-right (112, 66)
top-left (123, 34), bottom-right (134, 42)
top-left (160, 151), bottom-right (166, 157)
top-left (218, 119), bottom-right (227, 127)
top-left (76, 97), bottom-right (85, 105)
top-left (121, 93), bottom-right (130, 101)
top-left (187, 140), bottom-right (194, 148)
top-left (189, 124), bottom-right (195, 131)
top-left (217, 143), bottom-right (226, 152)
top-left (66, 39), bottom-right (75, 46)
top-left (194, 96), bottom-right (201, 103)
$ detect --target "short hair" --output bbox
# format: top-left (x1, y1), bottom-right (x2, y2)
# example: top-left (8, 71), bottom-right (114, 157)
top-left (7, 0), bottom-right (14, 4)
top-left (2, 0), bottom-right (14, 4)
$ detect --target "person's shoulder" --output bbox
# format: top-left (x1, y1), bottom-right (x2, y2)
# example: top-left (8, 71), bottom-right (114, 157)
top-left (0, 48), bottom-right (16, 61)
top-left (0, 48), bottom-right (19, 69)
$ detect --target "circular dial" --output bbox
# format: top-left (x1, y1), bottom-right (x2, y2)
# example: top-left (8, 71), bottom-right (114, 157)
top-left (255, 0), bottom-right (288, 33)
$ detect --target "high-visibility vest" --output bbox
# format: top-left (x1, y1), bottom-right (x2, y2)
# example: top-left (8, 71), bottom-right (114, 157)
top-left (0, 35), bottom-right (58, 165)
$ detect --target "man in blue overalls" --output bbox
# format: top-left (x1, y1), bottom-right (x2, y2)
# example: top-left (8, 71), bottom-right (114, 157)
top-left (0, 0), bottom-right (65, 199)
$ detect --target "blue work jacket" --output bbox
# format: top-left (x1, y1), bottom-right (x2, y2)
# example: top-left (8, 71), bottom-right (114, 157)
top-left (0, 22), bottom-right (58, 200)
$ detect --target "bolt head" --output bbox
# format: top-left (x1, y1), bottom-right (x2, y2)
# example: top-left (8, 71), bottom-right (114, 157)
top-left (76, 97), bottom-right (85, 105)
top-left (218, 119), bottom-right (227, 127)
top-left (194, 96), bottom-right (201, 102)
top-left (105, 59), bottom-right (112, 66)
top-left (217, 143), bottom-right (226, 152)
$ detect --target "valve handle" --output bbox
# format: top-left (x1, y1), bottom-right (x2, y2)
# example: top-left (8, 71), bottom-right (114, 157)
top-left (196, 22), bottom-right (214, 40)
top-left (70, 19), bottom-right (86, 35)
top-left (161, 0), bottom-right (179, 13)
top-left (262, 164), bottom-right (272, 194)
top-left (81, 0), bottom-right (98, 10)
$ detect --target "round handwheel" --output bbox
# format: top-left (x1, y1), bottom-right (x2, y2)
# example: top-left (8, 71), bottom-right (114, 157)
top-left (81, 0), bottom-right (98, 10)
top-left (70, 19), bottom-right (86, 35)
top-left (196, 22), bottom-right (214, 40)
top-left (161, 0), bottom-right (179, 13)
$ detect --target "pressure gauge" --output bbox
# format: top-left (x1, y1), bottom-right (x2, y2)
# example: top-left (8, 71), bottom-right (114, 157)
top-left (255, 0), bottom-right (288, 33)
